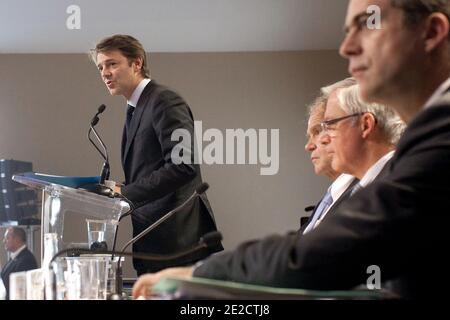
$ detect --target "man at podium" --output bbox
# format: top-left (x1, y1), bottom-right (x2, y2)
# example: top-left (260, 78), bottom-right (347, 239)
top-left (91, 35), bottom-right (223, 275)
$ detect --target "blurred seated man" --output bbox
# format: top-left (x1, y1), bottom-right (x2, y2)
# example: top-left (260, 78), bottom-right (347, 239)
top-left (1, 227), bottom-right (38, 299)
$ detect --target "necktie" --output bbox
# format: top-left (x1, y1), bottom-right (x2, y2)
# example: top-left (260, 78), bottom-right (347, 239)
top-left (303, 188), bottom-right (333, 234)
top-left (125, 104), bottom-right (134, 137)
top-left (350, 182), bottom-right (362, 197)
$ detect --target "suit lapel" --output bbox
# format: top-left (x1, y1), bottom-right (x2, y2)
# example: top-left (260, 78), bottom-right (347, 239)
top-left (122, 81), bottom-right (157, 166)
top-left (327, 178), bottom-right (359, 213)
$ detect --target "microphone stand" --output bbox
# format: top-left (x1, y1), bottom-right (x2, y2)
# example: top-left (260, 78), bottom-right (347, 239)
top-left (87, 127), bottom-right (106, 162)
top-left (48, 231), bottom-right (222, 300)
top-left (84, 104), bottom-right (112, 196)
top-left (50, 246), bottom-right (217, 265)
top-left (110, 193), bottom-right (136, 260)
top-left (114, 183), bottom-right (210, 297)
top-left (89, 121), bottom-right (110, 184)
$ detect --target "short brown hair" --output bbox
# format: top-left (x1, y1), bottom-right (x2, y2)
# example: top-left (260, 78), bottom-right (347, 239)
top-left (391, 0), bottom-right (450, 29)
top-left (91, 34), bottom-right (150, 78)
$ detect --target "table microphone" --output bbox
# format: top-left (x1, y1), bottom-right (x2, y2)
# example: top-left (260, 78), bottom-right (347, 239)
top-left (48, 231), bottom-right (223, 300)
top-left (83, 104), bottom-right (113, 197)
top-left (50, 231), bottom-right (222, 264)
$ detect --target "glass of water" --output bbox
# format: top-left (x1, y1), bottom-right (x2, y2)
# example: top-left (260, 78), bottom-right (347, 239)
top-left (86, 219), bottom-right (107, 250)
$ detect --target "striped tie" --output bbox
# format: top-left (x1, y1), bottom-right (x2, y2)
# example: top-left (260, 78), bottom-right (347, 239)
top-left (303, 188), bottom-right (333, 234)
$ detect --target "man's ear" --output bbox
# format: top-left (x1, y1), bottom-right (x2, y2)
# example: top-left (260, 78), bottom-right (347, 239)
top-left (360, 113), bottom-right (376, 139)
top-left (423, 12), bottom-right (450, 52)
top-left (133, 57), bottom-right (143, 73)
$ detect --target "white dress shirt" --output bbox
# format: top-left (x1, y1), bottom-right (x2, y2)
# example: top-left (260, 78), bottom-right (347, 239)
top-left (127, 78), bottom-right (151, 108)
top-left (424, 76), bottom-right (450, 109)
top-left (359, 150), bottom-right (395, 188)
top-left (312, 173), bottom-right (355, 228)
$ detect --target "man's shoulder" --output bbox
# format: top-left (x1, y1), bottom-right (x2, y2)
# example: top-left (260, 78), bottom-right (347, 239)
top-left (17, 248), bottom-right (36, 261)
top-left (140, 81), bottom-right (188, 113)
top-left (400, 100), bottom-right (450, 142)
top-left (391, 99), bottom-right (450, 167)
top-left (143, 80), bottom-right (182, 100)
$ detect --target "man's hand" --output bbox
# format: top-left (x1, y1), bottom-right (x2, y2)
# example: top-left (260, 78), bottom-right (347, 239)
top-left (132, 266), bottom-right (194, 299)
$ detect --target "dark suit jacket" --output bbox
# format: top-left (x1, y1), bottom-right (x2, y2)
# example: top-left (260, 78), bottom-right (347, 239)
top-left (1, 248), bottom-right (38, 299)
top-left (194, 96), bottom-right (450, 299)
top-left (121, 80), bottom-right (223, 273)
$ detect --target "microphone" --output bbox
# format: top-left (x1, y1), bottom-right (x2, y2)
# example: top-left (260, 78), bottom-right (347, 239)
top-left (198, 231), bottom-right (222, 248)
top-left (84, 104), bottom-right (114, 197)
top-left (88, 104), bottom-right (110, 184)
top-left (115, 182), bottom-right (210, 296)
top-left (88, 104), bottom-right (107, 161)
top-left (48, 230), bottom-right (223, 300)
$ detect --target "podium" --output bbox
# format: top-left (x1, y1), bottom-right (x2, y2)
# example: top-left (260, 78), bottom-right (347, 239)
top-left (12, 173), bottom-right (130, 263)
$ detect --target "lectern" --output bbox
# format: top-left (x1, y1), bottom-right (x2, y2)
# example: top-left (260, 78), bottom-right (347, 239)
top-left (12, 173), bottom-right (130, 262)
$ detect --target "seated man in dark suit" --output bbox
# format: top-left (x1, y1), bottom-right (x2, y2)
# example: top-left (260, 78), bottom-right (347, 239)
top-left (301, 78), bottom-right (357, 234)
top-left (321, 83), bottom-right (405, 196)
top-left (133, 0), bottom-right (450, 299)
top-left (1, 227), bottom-right (38, 299)
top-left (305, 81), bottom-right (406, 233)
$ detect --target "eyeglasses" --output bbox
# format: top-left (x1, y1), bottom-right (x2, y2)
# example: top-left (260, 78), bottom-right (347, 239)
top-left (320, 113), bottom-right (363, 132)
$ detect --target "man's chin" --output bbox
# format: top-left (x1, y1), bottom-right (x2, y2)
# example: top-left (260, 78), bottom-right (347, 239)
top-left (107, 88), bottom-right (120, 96)
top-left (314, 166), bottom-right (323, 176)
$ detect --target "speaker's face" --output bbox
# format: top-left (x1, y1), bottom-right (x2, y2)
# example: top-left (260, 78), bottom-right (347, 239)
top-left (96, 50), bottom-right (143, 100)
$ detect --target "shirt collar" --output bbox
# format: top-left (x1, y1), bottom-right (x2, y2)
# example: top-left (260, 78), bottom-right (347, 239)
top-left (329, 173), bottom-right (355, 202)
top-left (10, 245), bottom-right (27, 260)
top-left (127, 78), bottom-right (151, 108)
top-left (359, 150), bottom-right (395, 188)
top-left (424, 77), bottom-right (450, 109)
